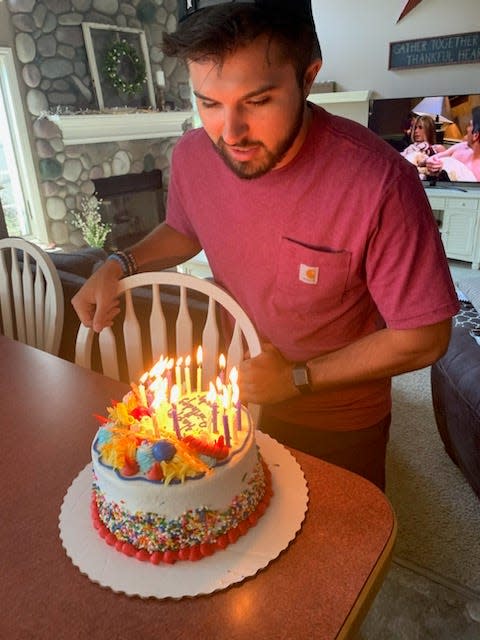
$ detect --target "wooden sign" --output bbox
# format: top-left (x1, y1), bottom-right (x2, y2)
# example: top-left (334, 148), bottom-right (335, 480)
top-left (389, 31), bottom-right (480, 69)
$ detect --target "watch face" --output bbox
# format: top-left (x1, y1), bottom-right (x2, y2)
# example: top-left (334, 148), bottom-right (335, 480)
top-left (293, 366), bottom-right (309, 387)
top-left (293, 367), bottom-right (308, 387)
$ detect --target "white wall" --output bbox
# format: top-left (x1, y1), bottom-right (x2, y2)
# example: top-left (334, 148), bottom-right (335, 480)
top-left (312, 0), bottom-right (480, 98)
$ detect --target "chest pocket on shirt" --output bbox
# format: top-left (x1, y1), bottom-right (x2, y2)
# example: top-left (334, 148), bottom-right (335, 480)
top-left (274, 237), bottom-right (351, 313)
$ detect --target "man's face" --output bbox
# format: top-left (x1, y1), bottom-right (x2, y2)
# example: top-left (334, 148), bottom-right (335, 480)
top-left (188, 36), bottom-right (315, 179)
top-left (466, 119), bottom-right (479, 148)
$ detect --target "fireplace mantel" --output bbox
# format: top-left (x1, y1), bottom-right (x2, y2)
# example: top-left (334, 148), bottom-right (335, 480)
top-left (47, 111), bottom-right (194, 145)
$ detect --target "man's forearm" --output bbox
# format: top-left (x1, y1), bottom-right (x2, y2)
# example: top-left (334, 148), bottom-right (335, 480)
top-left (239, 319), bottom-right (452, 404)
top-left (305, 319), bottom-right (452, 393)
top-left (127, 222), bottom-right (202, 271)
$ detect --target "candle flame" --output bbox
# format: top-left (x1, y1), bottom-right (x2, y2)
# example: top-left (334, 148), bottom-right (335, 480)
top-left (216, 376), bottom-right (223, 393)
top-left (176, 356), bottom-right (183, 366)
top-left (150, 377), bottom-right (167, 409)
top-left (185, 355), bottom-right (191, 367)
top-left (142, 355), bottom-right (167, 381)
top-left (232, 383), bottom-right (239, 405)
top-left (229, 366), bottom-right (238, 384)
top-left (196, 346), bottom-right (203, 366)
top-left (219, 353), bottom-right (226, 369)
top-left (207, 382), bottom-right (216, 404)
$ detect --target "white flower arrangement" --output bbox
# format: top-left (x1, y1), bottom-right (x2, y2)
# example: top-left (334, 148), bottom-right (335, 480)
top-left (70, 195), bottom-right (112, 249)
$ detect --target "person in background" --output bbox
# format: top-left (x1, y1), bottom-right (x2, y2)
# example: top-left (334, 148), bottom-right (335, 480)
top-left (426, 106), bottom-right (480, 181)
top-left (72, 0), bottom-right (459, 491)
top-left (400, 114), bottom-right (445, 177)
top-left (397, 113), bottom-right (415, 151)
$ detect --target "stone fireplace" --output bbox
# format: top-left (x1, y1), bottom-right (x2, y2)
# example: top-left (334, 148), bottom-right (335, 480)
top-left (93, 168), bottom-right (165, 251)
top-left (6, 0), bottom-right (193, 250)
top-left (32, 114), bottom-right (190, 249)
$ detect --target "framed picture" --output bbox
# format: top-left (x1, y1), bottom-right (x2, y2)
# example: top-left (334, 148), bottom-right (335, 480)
top-left (82, 22), bottom-right (155, 110)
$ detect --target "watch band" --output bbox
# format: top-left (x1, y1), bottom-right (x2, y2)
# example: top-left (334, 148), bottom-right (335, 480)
top-left (292, 362), bottom-right (313, 394)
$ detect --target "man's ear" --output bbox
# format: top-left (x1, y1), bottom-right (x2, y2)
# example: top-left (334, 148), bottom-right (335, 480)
top-left (303, 59), bottom-right (322, 98)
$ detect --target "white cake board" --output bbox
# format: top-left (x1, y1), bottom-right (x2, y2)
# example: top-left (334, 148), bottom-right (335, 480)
top-left (59, 432), bottom-right (308, 599)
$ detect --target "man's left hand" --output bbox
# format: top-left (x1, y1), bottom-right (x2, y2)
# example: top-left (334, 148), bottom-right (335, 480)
top-left (238, 343), bottom-right (299, 404)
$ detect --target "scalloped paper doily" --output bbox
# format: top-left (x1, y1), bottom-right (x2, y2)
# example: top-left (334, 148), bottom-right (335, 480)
top-left (59, 431), bottom-right (308, 599)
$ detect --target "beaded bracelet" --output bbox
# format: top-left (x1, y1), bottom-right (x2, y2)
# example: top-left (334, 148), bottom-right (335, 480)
top-left (107, 250), bottom-right (138, 277)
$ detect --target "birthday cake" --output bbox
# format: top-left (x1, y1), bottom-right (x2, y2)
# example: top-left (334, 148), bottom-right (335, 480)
top-left (91, 355), bottom-right (272, 564)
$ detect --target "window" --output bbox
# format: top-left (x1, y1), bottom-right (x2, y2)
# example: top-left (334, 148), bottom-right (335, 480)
top-left (0, 47), bottom-right (46, 241)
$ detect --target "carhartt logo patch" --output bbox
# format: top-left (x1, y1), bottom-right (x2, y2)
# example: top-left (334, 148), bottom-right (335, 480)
top-left (299, 264), bottom-right (319, 285)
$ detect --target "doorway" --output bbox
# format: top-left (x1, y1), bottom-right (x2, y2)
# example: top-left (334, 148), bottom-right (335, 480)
top-left (0, 47), bottom-right (46, 241)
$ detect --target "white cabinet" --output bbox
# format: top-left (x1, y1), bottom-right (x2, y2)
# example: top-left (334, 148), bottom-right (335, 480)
top-left (425, 188), bottom-right (480, 269)
top-left (308, 90), bottom-right (371, 126)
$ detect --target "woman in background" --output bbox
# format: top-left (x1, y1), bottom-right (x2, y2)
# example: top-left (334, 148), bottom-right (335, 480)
top-left (401, 115), bottom-right (445, 177)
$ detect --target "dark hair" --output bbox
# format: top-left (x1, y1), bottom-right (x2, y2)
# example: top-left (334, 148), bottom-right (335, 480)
top-left (162, 4), bottom-right (321, 82)
top-left (472, 106), bottom-right (480, 134)
top-left (411, 115), bottom-right (437, 145)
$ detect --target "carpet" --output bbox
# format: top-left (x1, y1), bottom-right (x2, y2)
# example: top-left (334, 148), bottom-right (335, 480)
top-left (386, 366), bottom-right (480, 595)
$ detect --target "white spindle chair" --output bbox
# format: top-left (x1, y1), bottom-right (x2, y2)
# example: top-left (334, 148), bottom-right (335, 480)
top-left (0, 237), bottom-right (64, 355)
top-left (75, 271), bottom-right (262, 423)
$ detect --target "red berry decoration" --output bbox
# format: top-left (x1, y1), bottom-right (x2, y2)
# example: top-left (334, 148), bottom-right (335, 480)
top-left (163, 550), bottom-right (178, 564)
top-left (150, 551), bottom-right (163, 565)
top-left (121, 543), bottom-right (136, 557)
top-left (215, 534), bottom-right (229, 550)
top-left (130, 406), bottom-right (151, 420)
top-left (200, 542), bottom-right (215, 557)
top-left (121, 459), bottom-right (139, 476)
top-left (189, 546), bottom-right (203, 561)
top-left (146, 462), bottom-right (164, 481)
top-left (135, 549), bottom-right (150, 562)
top-left (178, 547), bottom-right (191, 561)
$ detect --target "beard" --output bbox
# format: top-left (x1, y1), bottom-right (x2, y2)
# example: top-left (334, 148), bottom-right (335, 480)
top-left (212, 97), bottom-right (306, 179)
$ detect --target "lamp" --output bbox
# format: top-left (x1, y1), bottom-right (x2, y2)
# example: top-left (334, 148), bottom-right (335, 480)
top-left (412, 96), bottom-right (453, 144)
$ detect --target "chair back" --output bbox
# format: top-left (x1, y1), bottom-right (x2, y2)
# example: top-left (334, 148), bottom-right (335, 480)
top-left (0, 237), bottom-right (64, 355)
top-left (75, 271), bottom-right (262, 423)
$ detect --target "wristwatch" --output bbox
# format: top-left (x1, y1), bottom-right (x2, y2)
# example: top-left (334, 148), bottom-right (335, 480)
top-left (292, 362), bottom-right (313, 394)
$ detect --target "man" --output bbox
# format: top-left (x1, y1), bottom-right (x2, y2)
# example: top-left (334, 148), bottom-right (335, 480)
top-left (426, 106), bottom-right (480, 181)
top-left (72, 1), bottom-right (459, 490)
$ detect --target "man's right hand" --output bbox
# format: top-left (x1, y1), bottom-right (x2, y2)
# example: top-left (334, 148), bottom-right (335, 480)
top-left (71, 258), bottom-right (123, 333)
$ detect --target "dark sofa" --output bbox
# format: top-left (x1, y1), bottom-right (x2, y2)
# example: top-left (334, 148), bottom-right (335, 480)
top-left (430, 285), bottom-right (480, 500)
top-left (50, 248), bottom-right (211, 380)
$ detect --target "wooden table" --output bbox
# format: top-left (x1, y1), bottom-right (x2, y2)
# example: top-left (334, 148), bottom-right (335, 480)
top-left (0, 336), bottom-right (396, 640)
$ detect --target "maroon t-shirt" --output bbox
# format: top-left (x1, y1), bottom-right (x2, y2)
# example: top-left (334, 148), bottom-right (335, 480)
top-left (167, 104), bottom-right (459, 430)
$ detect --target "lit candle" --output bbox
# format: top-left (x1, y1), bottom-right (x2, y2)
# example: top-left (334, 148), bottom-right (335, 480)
top-left (222, 387), bottom-right (231, 448)
top-left (170, 384), bottom-right (181, 439)
top-left (184, 355), bottom-right (192, 395)
top-left (196, 346), bottom-right (203, 392)
top-left (166, 358), bottom-right (174, 391)
top-left (219, 353), bottom-right (226, 384)
top-left (208, 382), bottom-right (218, 433)
top-left (138, 383), bottom-right (147, 407)
top-left (151, 412), bottom-right (159, 438)
top-left (175, 356), bottom-right (183, 392)
top-left (229, 367), bottom-right (242, 433)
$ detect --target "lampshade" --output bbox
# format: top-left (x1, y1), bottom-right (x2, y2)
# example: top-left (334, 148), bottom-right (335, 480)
top-left (412, 96), bottom-right (453, 124)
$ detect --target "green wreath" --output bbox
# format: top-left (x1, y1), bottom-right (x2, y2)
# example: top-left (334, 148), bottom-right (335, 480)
top-left (104, 39), bottom-right (146, 97)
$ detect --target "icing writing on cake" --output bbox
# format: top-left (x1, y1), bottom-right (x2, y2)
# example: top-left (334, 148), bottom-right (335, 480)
top-left (94, 354), bottom-right (250, 484)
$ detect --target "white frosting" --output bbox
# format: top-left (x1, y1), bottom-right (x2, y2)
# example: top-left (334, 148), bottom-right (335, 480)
top-left (92, 414), bottom-right (261, 521)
